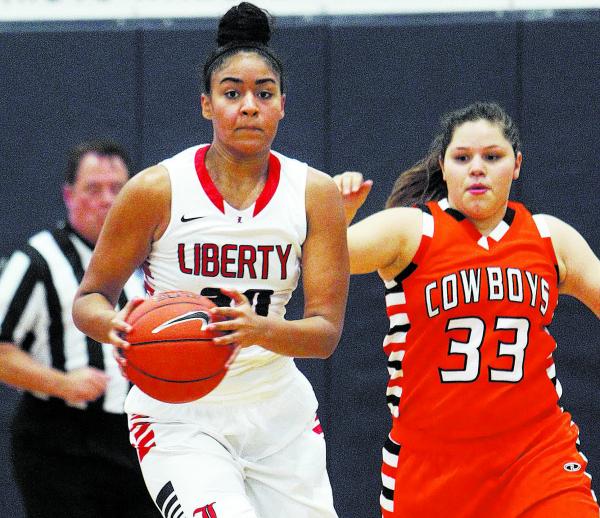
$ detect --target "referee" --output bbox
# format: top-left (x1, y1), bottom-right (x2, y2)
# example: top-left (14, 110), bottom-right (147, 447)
top-left (0, 141), bottom-right (160, 518)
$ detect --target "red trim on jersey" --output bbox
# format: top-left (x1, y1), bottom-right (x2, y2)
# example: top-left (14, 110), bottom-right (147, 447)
top-left (313, 421), bottom-right (323, 435)
top-left (144, 280), bottom-right (155, 296)
top-left (142, 260), bottom-right (155, 295)
top-left (194, 145), bottom-right (281, 217)
top-left (141, 260), bottom-right (153, 278)
top-left (195, 145), bottom-right (225, 213)
top-left (386, 303), bottom-right (407, 317)
top-left (129, 417), bottom-right (156, 463)
top-left (253, 152), bottom-right (281, 216)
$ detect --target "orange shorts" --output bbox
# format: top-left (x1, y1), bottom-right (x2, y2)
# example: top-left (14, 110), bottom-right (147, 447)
top-left (381, 415), bottom-right (598, 517)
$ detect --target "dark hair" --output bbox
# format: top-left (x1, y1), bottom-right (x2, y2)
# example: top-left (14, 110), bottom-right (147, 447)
top-left (65, 139), bottom-right (131, 185)
top-left (203, 2), bottom-right (285, 94)
top-left (386, 101), bottom-right (521, 208)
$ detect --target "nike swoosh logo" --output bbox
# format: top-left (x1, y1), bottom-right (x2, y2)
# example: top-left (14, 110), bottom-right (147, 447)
top-left (151, 311), bottom-right (210, 334)
top-left (180, 215), bottom-right (205, 222)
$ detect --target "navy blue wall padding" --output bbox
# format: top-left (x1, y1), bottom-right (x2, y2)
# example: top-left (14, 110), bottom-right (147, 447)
top-left (0, 29), bottom-right (140, 254)
top-left (520, 18), bottom-right (600, 503)
top-left (0, 12), bottom-right (598, 518)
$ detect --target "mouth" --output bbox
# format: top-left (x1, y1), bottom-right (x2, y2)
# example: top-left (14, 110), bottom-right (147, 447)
top-left (467, 184), bottom-right (489, 195)
top-left (236, 126), bottom-right (263, 132)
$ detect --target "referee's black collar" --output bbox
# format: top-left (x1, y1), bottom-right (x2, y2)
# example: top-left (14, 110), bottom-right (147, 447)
top-left (61, 221), bottom-right (95, 250)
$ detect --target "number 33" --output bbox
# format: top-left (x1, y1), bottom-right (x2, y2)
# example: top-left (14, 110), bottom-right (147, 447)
top-left (439, 317), bottom-right (530, 383)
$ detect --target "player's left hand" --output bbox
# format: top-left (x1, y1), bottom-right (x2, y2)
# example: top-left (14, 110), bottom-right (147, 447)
top-left (208, 288), bottom-right (265, 348)
top-left (332, 171), bottom-right (373, 225)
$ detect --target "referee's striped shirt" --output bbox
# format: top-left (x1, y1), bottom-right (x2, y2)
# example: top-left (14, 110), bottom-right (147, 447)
top-left (0, 221), bottom-right (145, 414)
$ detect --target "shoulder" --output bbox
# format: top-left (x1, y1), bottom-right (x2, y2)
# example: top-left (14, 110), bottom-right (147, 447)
top-left (346, 206), bottom-right (423, 279)
top-left (26, 230), bottom-right (56, 268)
top-left (305, 167), bottom-right (344, 213)
top-left (535, 213), bottom-right (580, 248)
top-left (104, 164), bottom-right (171, 241)
top-left (117, 164), bottom-right (171, 214)
top-left (533, 213), bottom-right (584, 283)
top-left (379, 206), bottom-right (424, 248)
top-left (298, 168), bottom-right (345, 236)
top-left (0, 240), bottom-right (49, 285)
top-left (535, 213), bottom-right (600, 311)
top-left (126, 164), bottom-right (170, 195)
top-left (306, 167), bottom-right (339, 194)
top-left (367, 206), bottom-right (423, 232)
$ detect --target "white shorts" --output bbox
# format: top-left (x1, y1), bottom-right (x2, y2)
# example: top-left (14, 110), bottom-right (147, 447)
top-left (128, 368), bottom-right (338, 518)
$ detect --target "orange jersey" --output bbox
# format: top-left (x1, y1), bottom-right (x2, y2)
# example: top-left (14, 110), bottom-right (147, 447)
top-left (385, 199), bottom-right (563, 446)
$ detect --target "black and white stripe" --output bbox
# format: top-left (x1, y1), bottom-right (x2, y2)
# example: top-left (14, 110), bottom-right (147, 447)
top-left (0, 222), bottom-right (144, 413)
top-left (155, 481), bottom-right (186, 518)
top-left (380, 435), bottom-right (401, 514)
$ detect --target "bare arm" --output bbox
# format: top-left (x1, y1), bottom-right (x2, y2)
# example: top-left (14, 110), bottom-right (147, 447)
top-left (544, 214), bottom-right (600, 317)
top-left (0, 342), bottom-right (108, 403)
top-left (72, 165), bottom-right (170, 345)
top-left (334, 170), bottom-right (373, 225)
top-left (347, 207), bottom-right (422, 279)
top-left (333, 171), bottom-right (422, 278)
top-left (210, 168), bottom-right (350, 358)
top-left (0, 251), bottom-right (107, 403)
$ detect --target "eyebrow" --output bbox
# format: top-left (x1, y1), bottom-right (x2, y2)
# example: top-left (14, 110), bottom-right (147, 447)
top-left (219, 77), bottom-right (277, 86)
top-left (452, 145), bottom-right (505, 150)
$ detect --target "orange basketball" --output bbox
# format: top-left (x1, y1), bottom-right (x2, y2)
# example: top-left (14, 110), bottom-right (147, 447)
top-left (123, 291), bottom-right (235, 403)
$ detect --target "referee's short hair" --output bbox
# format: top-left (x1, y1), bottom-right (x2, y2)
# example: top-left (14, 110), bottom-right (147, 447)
top-left (65, 139), bottom-right (131, 185)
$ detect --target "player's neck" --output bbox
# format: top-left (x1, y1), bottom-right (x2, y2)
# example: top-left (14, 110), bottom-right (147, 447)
top-left (205, 143), bottom-right (270, 210)
top-left (447, 197), bottom-right (509, 236)
top-left (467, 208), bottom-right (508, 236)
top-left (206, 142), bottom-right (270, 181)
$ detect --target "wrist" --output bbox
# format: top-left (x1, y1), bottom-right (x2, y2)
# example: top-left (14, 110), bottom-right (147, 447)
top-left (47, 370), bottom-right (71, 399)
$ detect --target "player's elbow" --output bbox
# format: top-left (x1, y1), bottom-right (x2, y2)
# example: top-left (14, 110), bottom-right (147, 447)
top-left (315, 322), bottom-right (343, 359)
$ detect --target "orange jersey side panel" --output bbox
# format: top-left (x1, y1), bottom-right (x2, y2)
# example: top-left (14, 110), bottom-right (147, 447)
top-left (385, 200), bottom-right (561, 445)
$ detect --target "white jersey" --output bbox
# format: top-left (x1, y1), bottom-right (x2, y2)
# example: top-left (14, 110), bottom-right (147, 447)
top-left (126, 144), bottom-right (310, 415)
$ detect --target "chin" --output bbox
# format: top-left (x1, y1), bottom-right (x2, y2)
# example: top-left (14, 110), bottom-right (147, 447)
top-left (461, 198), bottom-right (492, 216)
top-left (231, 139), bottom-right (273, 156)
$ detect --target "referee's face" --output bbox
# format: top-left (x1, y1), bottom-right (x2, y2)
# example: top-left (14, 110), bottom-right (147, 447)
top-left (63, 152), bottom-right (129, 244)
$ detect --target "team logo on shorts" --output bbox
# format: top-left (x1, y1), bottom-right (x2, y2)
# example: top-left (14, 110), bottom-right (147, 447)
top-left (194, 501), bottom-right (218, 517)
top-left (563, 462), bottom-right (582, 472)
top-left (151, 311), bottom-right (210, 334)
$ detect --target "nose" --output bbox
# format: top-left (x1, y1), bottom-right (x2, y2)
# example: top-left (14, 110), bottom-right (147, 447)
top-left (469, 155), bottom-right (486, 176)
top-left (98, 187), bottom-right (117, 207)
top-left (241, 92), bottom-right (258, 116)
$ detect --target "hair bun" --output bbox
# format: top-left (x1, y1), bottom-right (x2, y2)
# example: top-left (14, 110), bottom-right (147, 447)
top-left (217, 2), bottom-right (272, 47)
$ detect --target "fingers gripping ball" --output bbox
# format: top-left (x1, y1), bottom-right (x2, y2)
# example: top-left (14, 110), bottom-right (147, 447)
top-left (123, 291), bottom-right (235, 403)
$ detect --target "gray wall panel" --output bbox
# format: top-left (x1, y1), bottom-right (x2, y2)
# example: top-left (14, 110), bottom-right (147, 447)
top-left (521, 18), bottom-right (600, 496)
top-left (326, 19), bottom-right (521, 517)
top-left (0, 12), bottom-right (598, 518)
top-left (0, 28), bottom-right (139, 518)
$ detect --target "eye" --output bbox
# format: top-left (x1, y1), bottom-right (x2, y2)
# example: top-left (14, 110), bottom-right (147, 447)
top-left (224, 90), bottom-right (239, 99)
top-left (258, 90), bottom-right (273, 100)
top-left (110, 183), bottom-right (125, 196)
top-left (485, 154), bottom-right (500, 161)
top-left (454, 154), bottom-right (469, 162)
top-left (85, 185), bottom-right (102, 195)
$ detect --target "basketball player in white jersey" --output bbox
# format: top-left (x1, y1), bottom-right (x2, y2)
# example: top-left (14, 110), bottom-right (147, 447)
top-left (72, 3), bottom-right (349, 518)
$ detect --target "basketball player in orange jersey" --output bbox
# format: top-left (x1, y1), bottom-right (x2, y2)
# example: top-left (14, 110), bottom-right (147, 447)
top-left (335, 102), bottom-right (600, 517)
top-left (72, 3), bottom-right (348, 517)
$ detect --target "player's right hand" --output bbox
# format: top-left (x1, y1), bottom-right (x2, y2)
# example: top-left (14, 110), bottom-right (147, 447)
top-left (107, 297), bottom-right (145, 350)
top-left (332, 171), bottom-right (373, 225)
top-left (61, 367), bottom-right (109, 404)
